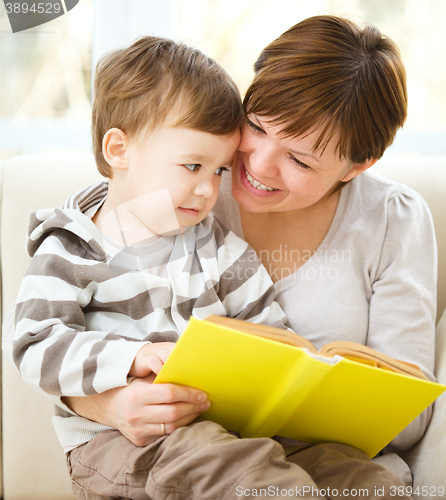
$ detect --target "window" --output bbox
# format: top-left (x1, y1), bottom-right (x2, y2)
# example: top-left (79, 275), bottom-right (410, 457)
top-left (0, 0), bottom-right (93, 158)
top-left (1, 0), bottom-right (445, 159)
top-left (173, 0), bottom-right (446, 157)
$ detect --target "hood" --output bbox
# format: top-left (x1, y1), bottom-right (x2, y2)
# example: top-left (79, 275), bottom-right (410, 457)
top-left (27, 181), bottom-right (109, 260)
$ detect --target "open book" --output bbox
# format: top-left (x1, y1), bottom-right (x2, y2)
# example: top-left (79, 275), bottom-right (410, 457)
top-left (155, 316), bottom-right (445, 457)
top-left (205, 316), bottom-right (429, 381)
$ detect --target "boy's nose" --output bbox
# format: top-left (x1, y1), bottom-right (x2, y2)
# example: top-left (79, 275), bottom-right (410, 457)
top-left (193, 178), bottom-right (215, 198)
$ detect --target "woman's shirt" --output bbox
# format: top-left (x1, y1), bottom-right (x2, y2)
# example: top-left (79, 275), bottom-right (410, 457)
top-left (213, 169), bottom-right (437, 451)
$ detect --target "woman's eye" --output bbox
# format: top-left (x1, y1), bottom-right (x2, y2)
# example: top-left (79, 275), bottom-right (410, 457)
top-left (184, 164), bottom-right (201, 172)
top-left (214, 166), bottom-right (230, 176)
top-left (290, 155), bottom-right (311, 170)
top-left (246, 118), bottom-right (265, 135)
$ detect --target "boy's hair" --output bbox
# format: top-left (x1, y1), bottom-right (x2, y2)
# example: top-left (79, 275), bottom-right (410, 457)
top-left (92, 36), bottom-right (243, 177)
top-left (244, 15), bottom-right (408, 164)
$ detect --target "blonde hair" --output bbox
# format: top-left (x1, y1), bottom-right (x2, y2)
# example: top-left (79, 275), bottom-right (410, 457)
top-left (244, 15), bottom-right (408, 163)
top-left (92, 36), bottom-right (243, 177)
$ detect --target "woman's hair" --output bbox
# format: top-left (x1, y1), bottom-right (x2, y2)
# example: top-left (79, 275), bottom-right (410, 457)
top-left (92, 36), bottom-right (243, 177)
top-left (244, 15), bottom-right (408, 163)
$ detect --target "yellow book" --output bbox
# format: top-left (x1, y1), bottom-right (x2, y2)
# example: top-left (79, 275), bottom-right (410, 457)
top-left (154, 316), bottom-right (446, 457)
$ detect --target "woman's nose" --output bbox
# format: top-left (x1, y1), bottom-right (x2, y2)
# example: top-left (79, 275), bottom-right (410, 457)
top-left (245, 145), bottom-right (279, 178)
top-left (240, 128), bottom-right (279, 178)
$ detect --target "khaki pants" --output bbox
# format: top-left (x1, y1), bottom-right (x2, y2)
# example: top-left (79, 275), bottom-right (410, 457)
top-left (67, 421), bottom-right (412, 500)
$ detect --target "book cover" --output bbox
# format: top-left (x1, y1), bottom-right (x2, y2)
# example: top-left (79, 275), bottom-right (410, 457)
top-left (154, 316), bottom-right (446, 457)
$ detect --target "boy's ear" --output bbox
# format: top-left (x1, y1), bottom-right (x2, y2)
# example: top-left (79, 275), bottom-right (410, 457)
top-left (102, 128), bottom-right (130, 170)
top-left (341, 158), bottom-right (378, 182)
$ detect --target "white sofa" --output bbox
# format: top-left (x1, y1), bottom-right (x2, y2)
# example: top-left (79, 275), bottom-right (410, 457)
top-left (0, 154), bottom-right (445, 499)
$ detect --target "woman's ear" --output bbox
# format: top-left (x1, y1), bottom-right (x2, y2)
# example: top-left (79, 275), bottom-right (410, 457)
top-left (102, 128), bottom-right (130, 171)
top-left (341, 158), bottom-right (378, 182)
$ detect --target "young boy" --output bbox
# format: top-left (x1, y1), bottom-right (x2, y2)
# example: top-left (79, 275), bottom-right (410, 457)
top-left (12, 36), bottom-right (294, 498)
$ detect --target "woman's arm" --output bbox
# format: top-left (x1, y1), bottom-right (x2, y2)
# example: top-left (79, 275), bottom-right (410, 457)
top-left (367, 187), bottom-right (437, 450)
top-left (64, 375), bottom-right (211, 446)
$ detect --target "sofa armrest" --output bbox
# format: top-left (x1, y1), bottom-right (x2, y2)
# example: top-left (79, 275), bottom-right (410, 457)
top-left (372, 156), bottom-right (446, 495)
top-left (1, 154), bottom-right (101, 500)
top-left (401, 309), bottom-right (446, 496)
top-left (0, 158), bottom-right (4, 500)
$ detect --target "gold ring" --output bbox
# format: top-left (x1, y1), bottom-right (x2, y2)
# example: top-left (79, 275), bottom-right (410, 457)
top-left (160, 423), bottom-right (166, 436)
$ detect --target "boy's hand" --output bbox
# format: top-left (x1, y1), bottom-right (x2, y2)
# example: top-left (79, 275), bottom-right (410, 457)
top-left (129, 342), bottom-right (175, 378)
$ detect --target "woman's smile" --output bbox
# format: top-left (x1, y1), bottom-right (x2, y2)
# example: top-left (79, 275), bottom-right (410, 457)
top-left (238, 158), bottom-right (282, 199)
top-left (244, 166), bottom-right (279, 192)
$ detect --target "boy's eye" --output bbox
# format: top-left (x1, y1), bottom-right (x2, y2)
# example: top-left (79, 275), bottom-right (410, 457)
top-left (214, 166), bottom-right (230, 176)
top-left (184, 164), bottom-right (201, 172)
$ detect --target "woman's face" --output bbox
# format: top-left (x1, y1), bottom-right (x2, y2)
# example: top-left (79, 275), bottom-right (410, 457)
top-left (232, 114), bottom-right (372, 214)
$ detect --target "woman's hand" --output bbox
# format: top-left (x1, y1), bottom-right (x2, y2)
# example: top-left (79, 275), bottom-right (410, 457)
top-left (64, 375), bottom-right (211, 447)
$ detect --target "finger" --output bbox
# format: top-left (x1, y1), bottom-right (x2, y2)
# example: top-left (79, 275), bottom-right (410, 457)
top-left (141, 411), bottom-right (200, 438)
top-left (164, 412), bottom-right (203, 434)
top-left (121, 412), bottom-right (201, 446)
top-left (135, 399), bottom-right (211, 426)
top-left (132, 378), bottom-right (209, 406)
top-left (155, 342), bottom-right (176, 363)
top-left (147, 354), bottom-right (163, 375)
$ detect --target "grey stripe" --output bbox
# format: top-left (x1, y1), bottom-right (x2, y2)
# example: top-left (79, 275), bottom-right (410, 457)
top-left (146, 330), bottom-right (179, 343)
top-left (211, 216), bottom-right (231, 245)
top-left (42, 209), bottom-right (73, 232)
top-left (85, 236), bottom-right (108, 262)
top-left (59, 231), bottom-right (100, 260)
top-left (233, 283), bottom-right (279, 321)
top-left (28, 211), bottom-right (41, 234)
top-left (13, 324), bottom-right (53, 369)
top-left (81, 332), bottom-right (146, 395)
top-left (216, 247), bottom-right (261, 302)
top-left (86, 289), bottom-right (162, 320)
top-left (66, 182), bottom-right (107, 211)
top-left (175, 297), bottom-right (197, 320)
top-left (28, 211), bottom-right (73, 257)
top-left (54, 405), bottom-right (73, 418)
top-left (195, 226), bottom-right (216, 255)
top-left (190, 251), bottom-right (203, 275)
top-left (194, 283), bottom-right (220, 308)
top-left (15, 299), bottom-right (85, 328)
top-left (81, 334), bottom-right (109, 395)
top-left (76, 183), bottom-right (108, 212)
top-left (175, 287), bottom-right (221, 320)
top-left (40, 332), bottom-right (77, 395)
top-left (25, 253), bottom-right (118, 286)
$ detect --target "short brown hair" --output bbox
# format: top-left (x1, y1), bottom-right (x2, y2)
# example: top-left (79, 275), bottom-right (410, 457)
top-left (92, 36), bottom-right (243, 177)
top-left (244, 15), bottom-right (408, 163)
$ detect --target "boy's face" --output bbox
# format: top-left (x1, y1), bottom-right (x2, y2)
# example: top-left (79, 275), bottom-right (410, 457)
top-left (118, 125), bottom-right (240, 234)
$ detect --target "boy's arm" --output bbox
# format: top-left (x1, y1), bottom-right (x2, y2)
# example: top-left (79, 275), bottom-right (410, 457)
top-left (13, 240), bottom-right (149, 401)
top-left (211, 218), bottom-right (288, 329)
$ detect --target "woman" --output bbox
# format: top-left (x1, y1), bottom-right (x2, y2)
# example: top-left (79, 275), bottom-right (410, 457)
top-left (61, 15), bottom-right (436, 496)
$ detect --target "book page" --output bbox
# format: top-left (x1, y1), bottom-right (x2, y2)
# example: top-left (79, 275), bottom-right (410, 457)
top-left (206, 316), bottom-right (428, 381)
top-left (206, 315), bottom-right (318, 352)
top-left (320, 341), bottom-right (428, 381)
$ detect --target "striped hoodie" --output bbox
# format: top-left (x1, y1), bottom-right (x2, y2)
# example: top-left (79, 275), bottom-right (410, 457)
top-left (13, 182), bottom-right (288, 449)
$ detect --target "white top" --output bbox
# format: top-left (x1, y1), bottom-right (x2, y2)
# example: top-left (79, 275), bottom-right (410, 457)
top-left (10, 182), bottom-right (289, 451)
top-left (213, 169), bottom-right (437, 452)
